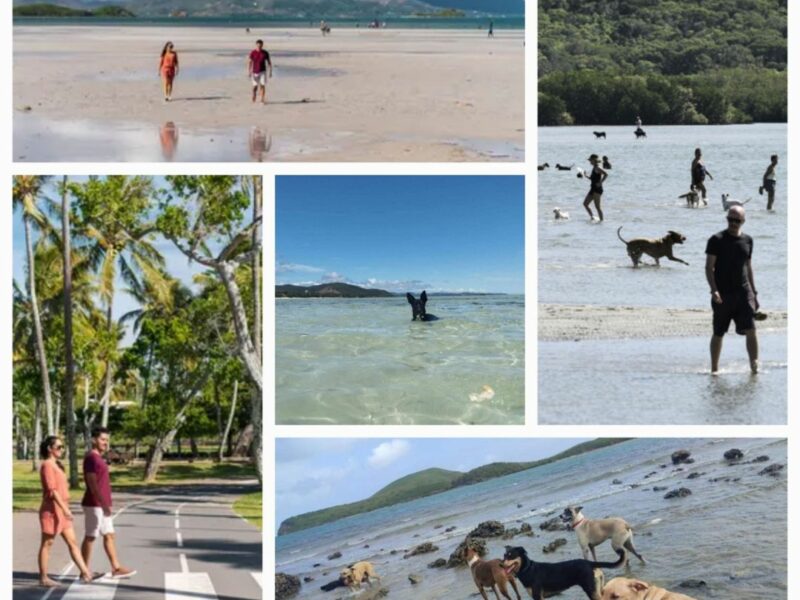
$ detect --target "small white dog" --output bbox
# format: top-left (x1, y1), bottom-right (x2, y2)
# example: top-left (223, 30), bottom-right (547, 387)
top-left (553, 207), bottom-right (570, 220)
top-left (721, 193), bottom-right (751, 210)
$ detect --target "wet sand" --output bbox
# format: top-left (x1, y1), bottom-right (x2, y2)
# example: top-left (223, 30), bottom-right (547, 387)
top-left (13, 25), bottom-right (524, 161)
top-left (539, 304), bottom-right (788, 341)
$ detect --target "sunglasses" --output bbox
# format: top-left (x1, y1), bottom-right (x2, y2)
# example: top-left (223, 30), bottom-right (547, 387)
top-left (727, 217), bottom-right (743, 223)
top-left (54, 445), bottom-right (64, 450)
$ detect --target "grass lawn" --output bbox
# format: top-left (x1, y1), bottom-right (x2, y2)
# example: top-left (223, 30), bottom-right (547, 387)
top-left (13, 459), bottom-right (258, 511)
top-left (233, 490), bottom-right (262, 530)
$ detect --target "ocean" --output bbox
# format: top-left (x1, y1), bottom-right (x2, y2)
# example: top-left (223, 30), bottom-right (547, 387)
top-left (276, 438), bottom-right (787, 599)
top-left (538, 123), bottom-right (787, 423)
top-left (275, 295), bottom-right (524, 425)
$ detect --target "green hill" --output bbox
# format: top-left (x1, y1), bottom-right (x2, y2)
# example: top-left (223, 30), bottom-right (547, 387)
top-left (278, 439), bottom-right (629, 535)
top-left (538, 0), bottom-right (787, 125)
top-left (275, 283), bottom-right (394, 298)
top-left (13, 3), bottom-right (134, 16)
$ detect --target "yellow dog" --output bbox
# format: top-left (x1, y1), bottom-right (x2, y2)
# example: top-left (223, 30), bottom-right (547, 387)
top-left (340, 561), bottom-right (381, 590)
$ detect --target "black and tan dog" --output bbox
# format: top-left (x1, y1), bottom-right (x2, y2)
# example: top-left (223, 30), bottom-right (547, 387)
top-left (465, 546), bottom-right (522, 600)
top-left (503, 545), bottom-right (625, 600)
top-left (617, 227), bottom-right (688, 267)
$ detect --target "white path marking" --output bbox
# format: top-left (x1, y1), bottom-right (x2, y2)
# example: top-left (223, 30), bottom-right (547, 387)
top-left (250, 573), bottom-right (263, 588)
top-left (179, 553), bottom-right (189, 574)
top-left (164, 573), bottom-right (217, 600)
top-left (176, 532), bottom-right (183, 548)
top-left (62, 575), bottom-right (119, 600)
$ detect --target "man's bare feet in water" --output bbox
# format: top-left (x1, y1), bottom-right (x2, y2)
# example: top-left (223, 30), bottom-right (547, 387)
top-left (751, 359), bottom-right (759, 374)
top-left (39, 577), bottom-right (59, 587)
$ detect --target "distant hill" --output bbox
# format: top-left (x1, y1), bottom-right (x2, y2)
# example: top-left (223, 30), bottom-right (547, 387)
top-left (276, 283), bottom-right (394, 298)
top-left (13, 2), bottom-right (134, 16)
top-left (278, 438), bottom-right (628, 535)
top-left (427, 0), bottom-right (523, 14)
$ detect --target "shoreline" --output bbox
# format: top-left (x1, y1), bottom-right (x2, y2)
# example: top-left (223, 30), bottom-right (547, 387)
top-left (539, 304), bottom-right (788, 342)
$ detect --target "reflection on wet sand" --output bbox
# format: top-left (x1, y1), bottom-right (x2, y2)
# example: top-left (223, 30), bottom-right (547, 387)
top-left (249, 126), bottom-right (272, 161)
top-left (159, 121), bottom-right (179, 160)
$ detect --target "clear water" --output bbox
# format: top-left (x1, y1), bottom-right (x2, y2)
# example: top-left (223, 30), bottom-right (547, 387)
top-left (276, 438), bottom-right (787, 599)
top-left (538, 124), bottom-right (787, 424)
top-left (275, 295), bottom-right (524, 425)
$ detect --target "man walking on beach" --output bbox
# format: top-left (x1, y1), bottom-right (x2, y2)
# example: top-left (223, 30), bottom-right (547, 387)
top-left (691, 147), bottom-right (713, 205)
top-left (705, 205), bottom-right (760, 375)
top-left (81, 427), bottom-right (137, 579)
top-left (760, 154), bottom-right (778, 211)
top-left (248, 39), bottom-right (272, 104)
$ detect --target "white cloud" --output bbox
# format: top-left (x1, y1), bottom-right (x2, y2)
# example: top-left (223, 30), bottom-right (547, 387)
top-left (276, 261), bottom-right (325, 274)
top-left (368, 440), bottom-right (410, 468)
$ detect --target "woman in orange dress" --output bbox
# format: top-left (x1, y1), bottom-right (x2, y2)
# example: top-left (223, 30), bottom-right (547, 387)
top-left (159, 41), bottom-right (179, 101)
top-left (38, 436), bottom-right (96, 587)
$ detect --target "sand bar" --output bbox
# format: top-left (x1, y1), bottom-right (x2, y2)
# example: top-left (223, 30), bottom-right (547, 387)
top-left (13, 25), bottom-right (524, 161)
top-left (539, 304), bottom-right (788, 341)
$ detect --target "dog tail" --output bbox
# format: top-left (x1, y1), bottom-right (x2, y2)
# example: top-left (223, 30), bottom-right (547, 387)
top-left (590, 549), bottom-right (626, 570)
top-left (616, 226), bottom-right (627, 245)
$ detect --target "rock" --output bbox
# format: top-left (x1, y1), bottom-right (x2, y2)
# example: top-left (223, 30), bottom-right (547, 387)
top-left (679, 579), bottom-right (707, 589)
top-left (612, 479), bottom-right (623, 485)
top-left (687, 472), bottom-right (704, 479)
top-left (427, 558), bottom-right (447, 569)
top-left (303, 576), bottom-right (314, 583)
top-left (445, 526), bottom-right (457, 533)
top-left (759, 464), bottom-right (784, 477)
top-left (664, 487), bottom-right (692, 499)
top-left (653, 486), bottom-right (668, 491)
top-left (313, 563), bottom-right (321, 568)
top-left (390, 550), bottom-right (398, 555)
top-left (404, 542), bottom-right (439, 559)
top-left (539, 517), bottom-right (567, 532)
top-left (355, 587), bottom-right (389, 599)
top-left (413, 534), bottom-right (420, 538)
top-left (630, 483), bottom-right (640, 488)
top-left (644, 471), bottom-right (657, 479)
top-left (275, 573), bottom-right (301, 599)
top-left (327, 551), bottom-right (342, 560)
top-left (542, 538), bottom-right (567, 554)
top-left (517, 503), bottom-right (523, 508)
top-left (671, 450), bottom-right (692, 465)
top-left (364, 544), bottom-right (370, 548)
top-left (502, 528), bottom-right (519, 540)
top-left (408, 574), bottom-right (422, 584)
top-left (724, 448), bottom-right (744, 461)
top-left (520, 523), bottom-right (532, 533)
top-left (447, 538), bottom-right (488, 568)
top-left (751, 455), bottom-right (769, 463)
top-left (468, 520), bottom-right (505, 538)
top-left (434, 524), bottom-right (443, 529)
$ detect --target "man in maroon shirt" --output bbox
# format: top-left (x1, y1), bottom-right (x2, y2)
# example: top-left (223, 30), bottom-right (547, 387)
top-left (81, 427), bottom-right (136, 578)
top-left (248, 39), bottom-right (272, 104)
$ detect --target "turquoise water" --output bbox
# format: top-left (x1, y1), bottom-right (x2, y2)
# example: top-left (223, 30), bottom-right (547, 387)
top-left (275, 295), bottom-right (524, 425)
top-left (276, 438), bottom-right (787, 599)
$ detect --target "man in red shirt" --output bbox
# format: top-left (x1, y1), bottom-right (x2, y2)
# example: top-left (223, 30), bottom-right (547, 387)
top-left (248, 39), bottom-right (273, 104)
top-left (81, 427), bottom-right (136, 578)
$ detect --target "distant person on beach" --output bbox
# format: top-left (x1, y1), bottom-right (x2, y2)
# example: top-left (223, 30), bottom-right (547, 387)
top-left (81, 427), bottom-right (136, 579)
top-left (583, 154), bottom-right (608, 222)
top-left (248, 39), bottom-right (272, 104)
top-left (691, 147), bottom-right (713, 205)
top-left (488, 21), bottom-right (494, 37)
top-left (760, 154), bottom-right (778, 210)
top-left (705, 205), bottom-right (760, 374)
top-left (38, 436), bottom-right (97, 587)
top-left (635, 115), bottom-right (642, 128)
top-left (159, 41), bottom-right (179, 102)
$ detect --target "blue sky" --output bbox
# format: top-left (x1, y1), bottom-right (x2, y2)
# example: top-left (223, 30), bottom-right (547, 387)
top-left (13, 176), bottom-right (251, 345)
top-left (276, 176), bottom-right (525, 294)
top-left (275, 438), bottom-right (585, 525)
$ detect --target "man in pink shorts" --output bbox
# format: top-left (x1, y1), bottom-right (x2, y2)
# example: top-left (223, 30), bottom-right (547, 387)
top-left (81, 427), bottom-right (137, 579)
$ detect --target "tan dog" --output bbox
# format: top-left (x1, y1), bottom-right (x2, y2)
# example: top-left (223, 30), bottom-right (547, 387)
top-left (617, 227), bottom-right (688, 267)
top-left (602, 577), bottom-right (697, 600)
top-left (561, 507), bottom-right (645, 566)
top-left (340, 561), bottom-right (381, 590)
top-left (464, 546), bottom-right (522, 600)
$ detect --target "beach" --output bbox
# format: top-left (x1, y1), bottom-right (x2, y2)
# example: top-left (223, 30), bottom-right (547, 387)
top-left (276, 438), bottom-right (787, 599)
top-left (13, 25), bottom-right (524, 161)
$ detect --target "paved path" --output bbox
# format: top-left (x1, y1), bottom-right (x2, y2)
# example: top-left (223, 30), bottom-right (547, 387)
top-left (14, 483), bottom-right (262, 600)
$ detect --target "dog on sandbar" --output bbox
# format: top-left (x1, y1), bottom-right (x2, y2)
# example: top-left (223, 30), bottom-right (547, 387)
top-left (721, 193), bottom-right (751, 210)
top-left (553, 207), bottom-right (570, 220)
top-left (616, 227), bottom-right (688, 267)
top-left (464, 546), bottom-right (522, 600)
top-left (340, 561), bottom-right (381, 591)
top-left (561, 506), bottom-right (646, 566)
top-left (593, 131), bottom-right (607, 139)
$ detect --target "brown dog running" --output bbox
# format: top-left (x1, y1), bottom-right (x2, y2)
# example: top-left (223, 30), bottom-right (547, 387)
top-left (340, 561), bottom-right (381, 590)
top-left (465, 546), bottom-right (522, 600)
top-left (617, 227), bottom-right (688, 267)
top-left (601, 577), bottom-right (697, 600)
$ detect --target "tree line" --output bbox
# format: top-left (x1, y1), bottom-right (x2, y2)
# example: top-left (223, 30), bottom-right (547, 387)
top-left (13, 176), bottom-right (262, 485)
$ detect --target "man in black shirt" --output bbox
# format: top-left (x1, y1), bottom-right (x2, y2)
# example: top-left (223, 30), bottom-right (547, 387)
top-left (705, 205), bottom-right (759, 374)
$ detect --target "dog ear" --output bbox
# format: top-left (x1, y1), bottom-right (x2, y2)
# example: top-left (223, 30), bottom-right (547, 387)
top-left (406, 293), bottom-right (415, 304)
top-left (421, 290), bottom-right (428, 304)
top-left (629, 580), bottom-right (649, 592)
top-left (576, 505), bottom-right (583, 512)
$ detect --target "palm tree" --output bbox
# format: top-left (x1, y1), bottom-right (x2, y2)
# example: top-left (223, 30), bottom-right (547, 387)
top-left (70, 176), bottom-right (168, 427)
top-left (13, 176), bottom-right (55, 452)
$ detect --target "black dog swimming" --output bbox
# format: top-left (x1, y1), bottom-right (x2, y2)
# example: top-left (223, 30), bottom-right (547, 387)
top-left (320, 578), bottom-right (347, 592)
top-left (593, 131), bottom-right (606, 139)
top-left (502, 545), bottom-right (625, 600)
top-left (406, 291), bottom-right (438, 321)
top-left (634, 127), bottom-right (647, 139)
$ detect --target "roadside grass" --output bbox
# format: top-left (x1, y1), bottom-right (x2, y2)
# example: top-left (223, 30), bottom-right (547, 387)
top-left (13, 459), bottom-right (257, 511)
top-left (233, 491), bottom-right (263, 530)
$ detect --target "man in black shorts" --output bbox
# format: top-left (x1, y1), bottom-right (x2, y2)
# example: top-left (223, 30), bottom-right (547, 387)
top-left (760, 154), bottom-right (778, 211)
top-left (691, 147), bottom-right (713, 205)
top-left (705, 205), bottom-right (759, 374)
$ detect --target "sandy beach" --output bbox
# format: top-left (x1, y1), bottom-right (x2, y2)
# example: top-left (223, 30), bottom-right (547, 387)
top-left (13, 25), bottom-right (524, 161)
top-left (540, 304), bottom-right (789, 341)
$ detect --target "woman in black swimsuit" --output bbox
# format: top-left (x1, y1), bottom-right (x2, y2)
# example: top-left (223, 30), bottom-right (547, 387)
top-left (583, 153), bottom-right (608, 221)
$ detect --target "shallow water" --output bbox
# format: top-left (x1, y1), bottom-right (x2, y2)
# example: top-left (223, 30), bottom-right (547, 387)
top-left (275, 295), bottom-right (524, 425)
top-left (276, 438), bottom-right (787, 599)
top-left (538, 124), bottom-right (787, 424)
